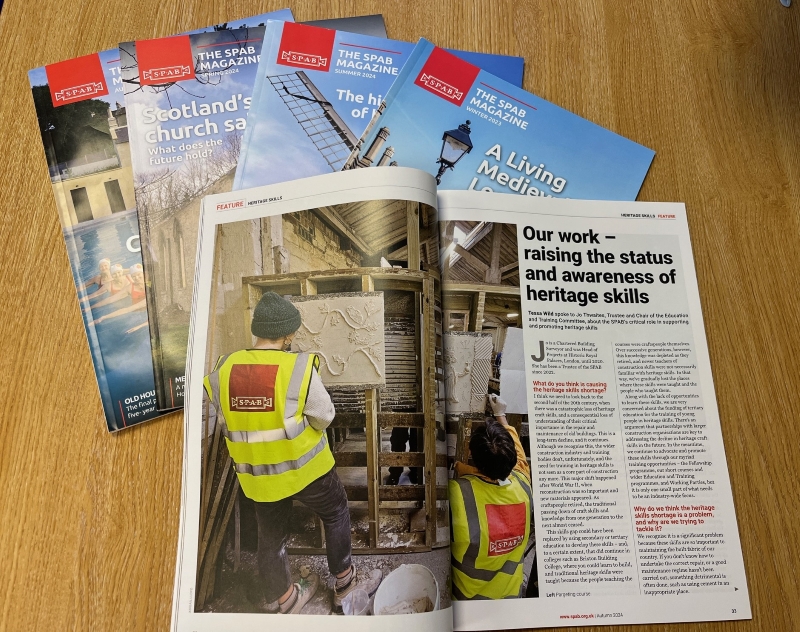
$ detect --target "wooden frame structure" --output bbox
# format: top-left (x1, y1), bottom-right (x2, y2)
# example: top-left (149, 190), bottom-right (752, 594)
top-left (441, 219), bottom-right (528, 467)
top-left (242, 267), bottom-right (447, 554)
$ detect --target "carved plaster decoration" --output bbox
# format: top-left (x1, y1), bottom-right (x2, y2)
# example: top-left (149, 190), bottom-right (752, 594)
top-left (289, 292), bottom-right (386, 389)
top-left (443, 332), bottom-right (493, 413)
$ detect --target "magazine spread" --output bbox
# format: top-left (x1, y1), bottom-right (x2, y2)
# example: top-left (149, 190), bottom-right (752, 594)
top-left (174, 168), bottom-right (749, 630)
top-left (234, 22), bottom-right (525, 192)
top-left (345, 41), bottom-right (655, 201)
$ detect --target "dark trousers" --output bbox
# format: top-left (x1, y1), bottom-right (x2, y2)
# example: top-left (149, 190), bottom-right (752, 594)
top-left (389, 427), bottom-right (421, 483)
top-left (253, 468), bottom-right (352, 603)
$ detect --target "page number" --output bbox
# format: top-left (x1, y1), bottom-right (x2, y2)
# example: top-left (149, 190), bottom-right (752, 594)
top-left (732, 609), bottom-right (737, 613)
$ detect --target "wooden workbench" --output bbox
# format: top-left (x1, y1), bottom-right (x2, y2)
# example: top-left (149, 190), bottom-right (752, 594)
top-left (0, 1), bottom-right (798, 630)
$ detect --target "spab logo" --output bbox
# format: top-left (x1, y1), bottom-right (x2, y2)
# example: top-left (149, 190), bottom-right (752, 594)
top-left (142, 65), bottom-right (192, 82)
top-left (414, 47), bottom-right (480, 107)
top-left (280, 51), bottom-right (327, 68)
top-left (228, 364), bottom-right (278, 412)
top-left (45, 53), bottom-right (109, 107)
top-left (485, 502), bottom-right (527, 556)
top-left (277, 22), bottom-right (336, 72)
top-left (137, 35), bottom-right (196, 86)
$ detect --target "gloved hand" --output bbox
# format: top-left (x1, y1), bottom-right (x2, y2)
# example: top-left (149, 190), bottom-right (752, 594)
top-left (487, 394), bottom-right (507, 417)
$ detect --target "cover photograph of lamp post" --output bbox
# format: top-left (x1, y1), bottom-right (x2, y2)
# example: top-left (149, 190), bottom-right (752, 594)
top-left (344, 42), bottom-right (655, 201)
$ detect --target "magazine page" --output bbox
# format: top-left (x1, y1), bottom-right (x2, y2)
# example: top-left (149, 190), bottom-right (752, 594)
top-left (173, 168), bottom-right (452, 630)
top-left (436, 190), bottom-right (750, 629)
top-left (345, 41), bottom-right (654, 201)
top-left (234, 23), bottom-right (524, 192)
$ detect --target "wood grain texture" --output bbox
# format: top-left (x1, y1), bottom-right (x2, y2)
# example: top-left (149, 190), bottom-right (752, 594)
top-left (0, 0), bottom-right (798, 630)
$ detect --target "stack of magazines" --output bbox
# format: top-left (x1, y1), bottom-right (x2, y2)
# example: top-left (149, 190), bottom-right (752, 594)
top-left (29, 8), bottom-right (751, 631)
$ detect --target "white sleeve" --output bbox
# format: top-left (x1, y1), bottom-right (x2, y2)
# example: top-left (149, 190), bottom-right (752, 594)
top-left (304, 369), bottom-right (336, 431)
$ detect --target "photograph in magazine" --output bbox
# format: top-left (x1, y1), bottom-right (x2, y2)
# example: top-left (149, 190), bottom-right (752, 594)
top-left (194, 197), bottom-right (451, 616)
top-left (440, 221), bottom-right (537, 601)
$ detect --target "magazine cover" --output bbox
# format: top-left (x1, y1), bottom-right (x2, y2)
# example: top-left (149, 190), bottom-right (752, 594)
top-left (234, 21), bottom-right (524, 191)
top-left (345, 41), bottom-right (655, 200)
top-left (173, 168), bottom-right (452, 630)
top-left (29, 49), bottom-right (158, 431)
top-left (121, 26), bottom-right (274, 410)
top-left (27, 10), bottom-right (295, 431)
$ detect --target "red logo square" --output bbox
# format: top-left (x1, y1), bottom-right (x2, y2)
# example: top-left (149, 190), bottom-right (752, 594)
top-left (414, 47), bottom-right (480, 106)
top-left (277, 22), bottom-right (335, 72)
top-left (45, 53), bottom-right (109, 106)
top-left (137, 35), bottom-right (196, 86)
top-left (229, 364), bottom-right (278, 412)
top-left (485, 503), bottom-right (526, 556)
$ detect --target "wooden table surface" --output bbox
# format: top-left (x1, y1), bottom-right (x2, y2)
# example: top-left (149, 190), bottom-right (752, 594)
top-left (1, 1), bottom-right (798, 630)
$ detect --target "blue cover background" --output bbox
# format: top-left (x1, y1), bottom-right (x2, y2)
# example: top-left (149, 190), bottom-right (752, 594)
top-left (352, 39), bottom-right (655, 201)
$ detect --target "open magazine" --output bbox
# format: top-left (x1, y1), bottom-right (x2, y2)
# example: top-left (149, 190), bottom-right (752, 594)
top-left (173, 168), bottom-right (750, 631)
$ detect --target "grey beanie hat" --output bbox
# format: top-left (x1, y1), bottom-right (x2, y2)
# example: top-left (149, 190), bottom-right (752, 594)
top-left (251, 292), bottom-right (302, 340)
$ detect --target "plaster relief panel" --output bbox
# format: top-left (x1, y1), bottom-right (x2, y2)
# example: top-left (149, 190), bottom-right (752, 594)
top-left (289, 292), bottom-right (386, 389)
top-left (444, 331), bottom-right (493, 413)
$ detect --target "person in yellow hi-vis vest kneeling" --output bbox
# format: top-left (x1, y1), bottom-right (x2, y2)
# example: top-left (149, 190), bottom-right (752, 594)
top-left (204, 292), bottom-right (382, 614)
top-left (449, 394), bottom-right (533, 600)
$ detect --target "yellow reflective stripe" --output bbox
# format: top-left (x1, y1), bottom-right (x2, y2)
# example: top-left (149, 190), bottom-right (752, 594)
top-left (205, 367), bottom-right (226, 426)
top-left (225, 424), bottom-right (325, 465)
top-left (512, 471), bottom-right (533, 504)
top-left (233, 433), bottom-right (328, 476)
top-left (221, 425), bottom-right (287, 443)
top-left (236, 444), bottom-right (335, 502)
top-left (284, 352), bottom-right (313, 439)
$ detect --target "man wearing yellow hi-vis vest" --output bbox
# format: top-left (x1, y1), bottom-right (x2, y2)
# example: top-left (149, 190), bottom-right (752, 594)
top-left (449, 394), bottom-right (533, 600)
top-left (204, 292), bottom-right (381, 614)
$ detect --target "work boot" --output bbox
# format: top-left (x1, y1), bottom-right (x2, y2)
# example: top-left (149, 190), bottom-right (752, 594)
top-left (280, 573), bottom-right (320, 614)
top-left (333, 566), bottom-right (383, 614)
